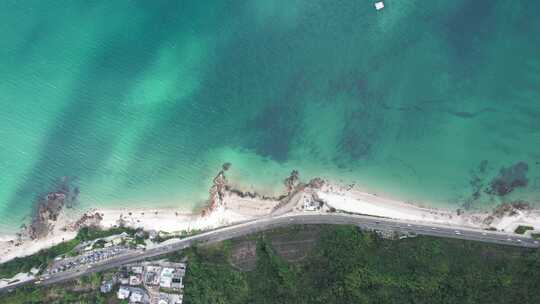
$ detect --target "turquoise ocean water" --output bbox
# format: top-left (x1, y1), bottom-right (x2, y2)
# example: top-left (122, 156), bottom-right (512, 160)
top-left (1, 1), bottom-right (540, 234)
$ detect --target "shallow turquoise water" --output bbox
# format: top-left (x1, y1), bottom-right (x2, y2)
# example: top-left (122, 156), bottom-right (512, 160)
top-left (1, 0), bottom-right (540, 233)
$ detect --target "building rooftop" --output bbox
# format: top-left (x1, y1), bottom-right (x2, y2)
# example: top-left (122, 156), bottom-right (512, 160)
top-left (160, 292), bottom-right (183, 304)
top-left (130, 291), bottom-right (143, 303)
top-left (132, 266), bottom-right (143, 274)
top-left (130, 274), bottom-right (142, 286)
top-left (160, 267), bottom-right (174, 288)
top-left (100, 281), bottom-right (113, 293)
top-left (117, 287), bottom-right (130, 299)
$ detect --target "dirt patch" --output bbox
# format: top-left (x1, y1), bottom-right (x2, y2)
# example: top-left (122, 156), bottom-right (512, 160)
top-left (270, 238), bottom-right (316, 263)
top-left (228, 225), bottom-right (323, 271)
top-left (228, 239), bottom-right (258, 271)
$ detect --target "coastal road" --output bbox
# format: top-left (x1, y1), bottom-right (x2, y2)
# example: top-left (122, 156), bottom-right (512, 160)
top-left (1, 212), bottom-right (539, 293)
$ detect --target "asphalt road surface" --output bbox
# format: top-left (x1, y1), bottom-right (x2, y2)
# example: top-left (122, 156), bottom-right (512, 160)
top-left (1, 212), bottom-right (539, 294)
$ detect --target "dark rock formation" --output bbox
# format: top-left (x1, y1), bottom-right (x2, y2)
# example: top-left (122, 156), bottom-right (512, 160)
top-left (486, 162), bottom-right (529, 196)
top-left (307, 178), bottom-right (325, 189)
top-left (478, 160), bottom-right (489, 174)
top-left (71, 212), bottom-right (103, 230)
top-left (201, 164), bottom-right (229, 216)
top-left (284, 170), bottom-right (300, 194)
top-left (462, 160), bottom-right (491, 210)
top-left (508, 200), bottom-right (531, 210)
top-left (201, 165), bottom-right (327, 216)
top-left (227, 187), bottom-right (289, 202)
top-left (483, 215), bottom-right (494, 225)
top-left (28, 177), bottom-right (79, 239)
top-left (491, 201), bottom-right (530, 219)
top-left (29, 192), bottom-right (66, 239)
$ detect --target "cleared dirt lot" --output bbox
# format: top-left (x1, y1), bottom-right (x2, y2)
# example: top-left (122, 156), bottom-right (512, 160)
top-left (228, 225), bottom-right (323, 271)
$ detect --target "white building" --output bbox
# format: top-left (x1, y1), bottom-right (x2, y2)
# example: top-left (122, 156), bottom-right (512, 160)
top-left (110, 232), bottom-right (130, 245)
top-left (129, 275), bottom-right (142, 286)
top-left (117, 287), bottom-right (130, 300)
top-left (130, 291), bottom-right (143, 303)
top-left (158, 263), bottom-right (187, 290)
top-left (173, 294), bottom-right (183, 304)
top-left (119, 276), bottom-right (129, 285)
top-left (160, 268), bottom-right (174, 288)
top-left (159, 293), bottom-right (183, 304)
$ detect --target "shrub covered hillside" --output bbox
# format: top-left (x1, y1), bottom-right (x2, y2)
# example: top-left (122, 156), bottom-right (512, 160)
top-left (183, 226), bottom-right (540, 304)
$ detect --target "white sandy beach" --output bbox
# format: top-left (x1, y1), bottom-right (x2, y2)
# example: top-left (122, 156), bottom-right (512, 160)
top-left (317, 183), bottom-right (540, 233)
top-left (1, 181), bottom-right (539, 265)
top-left (0, 192), bottom-right (278, 264)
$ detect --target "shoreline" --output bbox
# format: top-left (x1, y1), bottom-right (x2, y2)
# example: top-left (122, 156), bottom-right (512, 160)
top-left (1, 178), bottom-right (540, 265)
top-left (0, 187), bottom-right (279, 264)
top-left (316, 183), bottom-right (540, 231)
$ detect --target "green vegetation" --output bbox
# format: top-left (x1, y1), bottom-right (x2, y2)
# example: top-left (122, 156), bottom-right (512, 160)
top-left (0, 238), bottom-right (80, 279)
top-left (182, 225), bottom-right (540, 304)
top-left (532, 233), bottom-right (540, 239)
top-left (514, 225), bottom-right (534, 235)
top-left (92, 239), bottom-right (107, 249)
top-left (1, 271), bottom-right (116, 304)
top-left (0, 285), bottom-right (46, 303)
top-left (182, 242), bottom-right (248, 304)
top-left (0, 226), bottom-right (140, 279)
top-left (76, 226), bottom-right (138, 242)
top-left (154, 229), bottom-right (203, 243)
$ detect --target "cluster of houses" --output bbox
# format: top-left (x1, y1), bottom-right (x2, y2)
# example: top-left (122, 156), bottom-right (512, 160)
top-left (102, 261), bottom-right (186, 304)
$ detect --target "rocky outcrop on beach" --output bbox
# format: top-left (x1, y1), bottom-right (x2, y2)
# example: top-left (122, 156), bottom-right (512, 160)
top-left (201, 164), bottom-right (230, 216)
top-left (284, 170), bottom-right (300, 194)
top-left (69, 212), bottom-right (103, 230)
top-left (269, 175), bottom-right (329, 214)
top-left (230, 170), bottom-right (316, 203)
top-left (27, 177), bottom-right (79, 239)
top-left (482, 201), bottom-right (531, 226)
top-left (200, 164), bottom-right (328, 217)
top-left (28, 192), bottom-right (66, 239)
top-left (306, 177), bottom-right (325, 189)
top-left (201, 165), bottom-right (305, 216)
